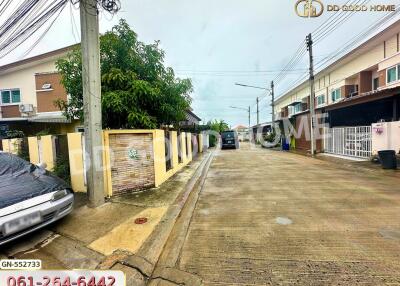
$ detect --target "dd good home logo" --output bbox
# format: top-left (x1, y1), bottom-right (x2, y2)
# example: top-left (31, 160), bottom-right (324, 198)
top-left (295, 0), bottom-right (324, 18)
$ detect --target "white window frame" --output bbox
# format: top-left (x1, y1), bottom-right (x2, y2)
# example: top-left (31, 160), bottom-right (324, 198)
top-left (288, 106), bottom-right (294, 116)
top-left (0, 88), bottom-right (22, 106)
top-left (331, 88), bottom-right (341, 103)
top-left (294, 103), bottom-right (302, 114)
top-left (316, 94), bottom-right (326, 107)
top-left (386, 65), bottom-right (398, 84)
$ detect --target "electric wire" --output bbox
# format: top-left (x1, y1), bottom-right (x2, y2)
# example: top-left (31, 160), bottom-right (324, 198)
top-left (273, 0), bottom-right (373, 86)
top-left (276, 7), bottom-right (400, 100)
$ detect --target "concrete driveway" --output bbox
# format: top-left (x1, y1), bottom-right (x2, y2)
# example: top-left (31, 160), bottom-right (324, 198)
top-left (175, 143), bottom-right (400, 285)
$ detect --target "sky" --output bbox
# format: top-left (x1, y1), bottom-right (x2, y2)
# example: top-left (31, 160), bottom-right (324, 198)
top-left (1, 0), bottom-right (399, 127)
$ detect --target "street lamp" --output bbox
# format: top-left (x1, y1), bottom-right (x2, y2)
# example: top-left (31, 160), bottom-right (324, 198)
top-left (235, 82), bottom-right (275, 125)
top-left (230, 105), bottom-right (251, 133)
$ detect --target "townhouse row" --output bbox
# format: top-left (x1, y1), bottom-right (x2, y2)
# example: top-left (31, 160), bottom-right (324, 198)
top-left (272, 19), bottom-right (400, 159)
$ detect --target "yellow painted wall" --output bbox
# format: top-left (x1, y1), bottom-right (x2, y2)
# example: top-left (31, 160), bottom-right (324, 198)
top-left (153, 129), bottom-right (167, 187)
top-left (57, 120), bottom-right (83, 135)
top-left (153, 130), bottom-right (194, 187)
top-left (67, 132), bottom-right (86, 193)
top-left (1, 139), bottom-right (10, 153)
top-left (171, 131), bottom-right (179, 168)
top-left (40, 135), bottom-right (55, 171)
top-left (187, 132), bottom-right (193, 161)
top-left (181, 132), bottom-right (188, 163)
top-left (28, 137), bottom-right (40, 165)
top-left (25, 129), bottom-right (195, 197)
top-left (1, 139), bottom-right (21, 155)
top-left (199, 134), bottom-right (204, 153)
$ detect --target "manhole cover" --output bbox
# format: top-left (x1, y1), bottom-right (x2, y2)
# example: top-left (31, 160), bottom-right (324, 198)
top-left (275, 217), bottom-right (293, 225)
top-left (135, 217), bottom-right (148, 224)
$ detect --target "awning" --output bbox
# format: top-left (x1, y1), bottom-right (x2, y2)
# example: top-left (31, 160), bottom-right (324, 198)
top-left (28, 116), bottom-right (71, 123)
top-left (287, 101), bottom-right (302, 106)
top-left (325, 86), bottom-right (400, 111)
top-left (0, 118), bottom-right (28, 122)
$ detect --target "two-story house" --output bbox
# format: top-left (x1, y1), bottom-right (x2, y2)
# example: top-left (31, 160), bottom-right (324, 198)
top-left (274, 19), bottom-right (400, 158)
top-left (0, 45), bottom-right (82, 139)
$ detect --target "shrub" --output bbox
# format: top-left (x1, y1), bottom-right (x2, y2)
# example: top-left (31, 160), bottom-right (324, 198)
top-left (53, 155), bottom-right (71, 184)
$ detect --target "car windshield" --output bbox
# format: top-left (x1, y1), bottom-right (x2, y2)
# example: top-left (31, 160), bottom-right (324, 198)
top-left (222, 132), bottom-right (235, 139)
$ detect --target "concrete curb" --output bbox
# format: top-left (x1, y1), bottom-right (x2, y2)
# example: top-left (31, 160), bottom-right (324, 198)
top-left (146, 150), bottom-right (214, 285)
top-left (114, 151), bottom-right (214, 285)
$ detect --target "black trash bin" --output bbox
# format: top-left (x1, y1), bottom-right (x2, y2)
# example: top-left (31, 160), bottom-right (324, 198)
top-left (378, 150), bottom-right (397, 170)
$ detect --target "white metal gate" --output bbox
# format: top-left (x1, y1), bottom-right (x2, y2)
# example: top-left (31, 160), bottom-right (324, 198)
top-left (324, 126), bottom-right (372, 159)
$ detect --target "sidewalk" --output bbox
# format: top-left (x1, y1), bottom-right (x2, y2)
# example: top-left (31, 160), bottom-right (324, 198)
top-left (0, 151), bottom-right (213, 285)
top-left (316, 153), bottom-right (400, 178)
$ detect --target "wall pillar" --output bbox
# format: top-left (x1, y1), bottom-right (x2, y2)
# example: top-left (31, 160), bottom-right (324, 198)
top-left (393, 96), bottom-right (399, 121)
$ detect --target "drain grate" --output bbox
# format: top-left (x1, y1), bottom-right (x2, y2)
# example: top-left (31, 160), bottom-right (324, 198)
top-left (135, 217), bottom-right (148, 224)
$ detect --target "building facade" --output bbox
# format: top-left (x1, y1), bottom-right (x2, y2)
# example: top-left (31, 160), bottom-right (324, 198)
top-left (180, 109), bottom-right (202, 127)
top-left (274, 20), bottom-right (400, 157)
top-left (0, 45), bottom-right (81, 139)
top-left (233, 124), bottom-right (249, 141)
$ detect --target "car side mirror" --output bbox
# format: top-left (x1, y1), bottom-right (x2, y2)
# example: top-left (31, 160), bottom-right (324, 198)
top-left (37, 162), bottom-right (47, 169)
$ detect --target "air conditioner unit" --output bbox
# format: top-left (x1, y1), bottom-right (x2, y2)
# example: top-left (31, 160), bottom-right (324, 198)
top-left (42, 83), bottom-right (52, 90)
top-left (19, 104), bottom-right (34, 113)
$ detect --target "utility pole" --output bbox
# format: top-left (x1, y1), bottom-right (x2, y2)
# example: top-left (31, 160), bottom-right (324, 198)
top-left (248, 106), bottom-right (251, 141)
top-left (306, 33), bottom-right (316, 156)
top-left (271, 81), bottom-right (275, 124)
top-left (248, 106), bottom-right (251, 130)
top-left (80, 0), bottom-right (105, 207)
top-left (256, 97), bottom-right (259, 125)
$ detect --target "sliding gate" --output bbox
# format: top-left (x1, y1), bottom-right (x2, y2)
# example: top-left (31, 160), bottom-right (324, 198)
top-left (324, 126), bottom-right (372, 159)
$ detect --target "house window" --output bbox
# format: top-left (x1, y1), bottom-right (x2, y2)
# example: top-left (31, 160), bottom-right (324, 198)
top-left (1, 91), bottom-right (10, 104)
top-left (317, 95), bottom-right (325, 106)
top-left (373, 77), bottom-right (379, 90)
top-left (288, 106), bottom-right (294, 116)
top-left (387, 66), bottom-right (397, 83)
top-left (331, 88), bottom-right (341, 102)
top-left (1, 89), bottom-right (21, 105)
top-left (398, 65), bottom-right (400, 81)
top-left (294, 103), bottom-right (302, 114)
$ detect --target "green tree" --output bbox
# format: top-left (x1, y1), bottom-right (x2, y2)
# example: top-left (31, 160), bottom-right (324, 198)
top-left (207, 119), bottom-right (229, 147)
top-left (208, 119), bottom-right (229, 133)
top-left (56, 19), bottom-right (193, 129)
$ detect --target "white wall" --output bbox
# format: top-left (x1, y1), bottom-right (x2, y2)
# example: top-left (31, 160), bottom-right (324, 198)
top-left (372, 121), bottom-right (400, 155)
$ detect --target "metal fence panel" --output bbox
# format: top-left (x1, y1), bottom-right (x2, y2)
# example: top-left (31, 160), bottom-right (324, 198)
top-left (323, 126), bottom-right (371, 159)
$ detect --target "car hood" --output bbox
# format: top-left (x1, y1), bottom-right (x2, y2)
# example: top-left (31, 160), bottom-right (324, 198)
top-left (0, 153), bottom-right (69, 210)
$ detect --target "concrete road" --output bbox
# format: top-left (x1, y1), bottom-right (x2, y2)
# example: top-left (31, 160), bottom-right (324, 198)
top-left (175, 143), bottom-right (400, 285)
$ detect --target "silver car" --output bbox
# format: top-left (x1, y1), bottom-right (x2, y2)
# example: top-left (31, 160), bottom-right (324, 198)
top-left (0, 152), bottom-right (74, 246)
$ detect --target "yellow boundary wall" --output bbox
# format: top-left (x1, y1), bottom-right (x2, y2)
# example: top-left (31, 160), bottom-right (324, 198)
top-left (27, 135), bottom-right (55, 171)
top-left (67, 132), bottom-right (87, 193)
top-left (1, 138), bottom-right (22, 155)
top-left (4, 129), bottom-right (205, 197)
top-left (102, 130), bottom-right (194, 197)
